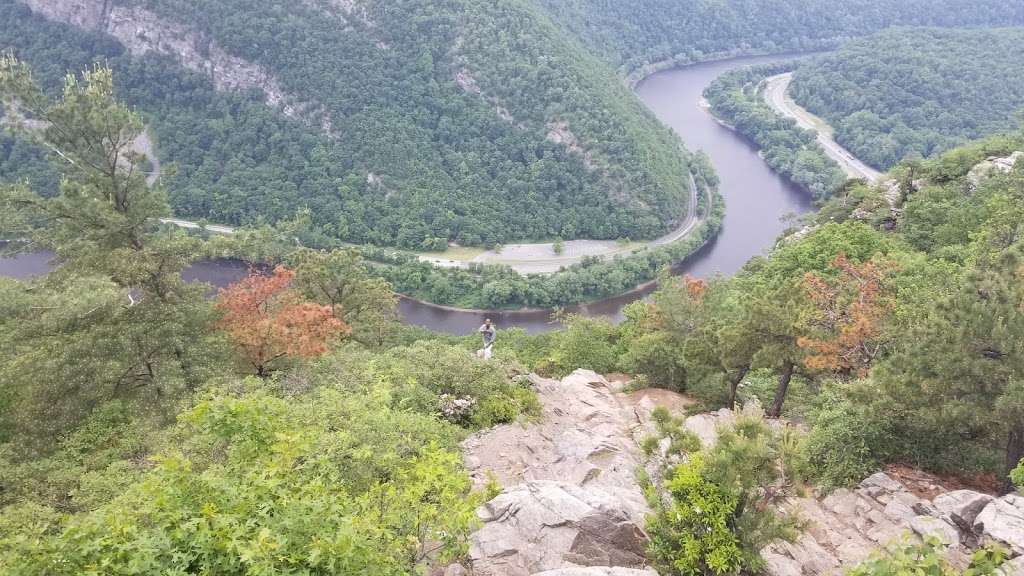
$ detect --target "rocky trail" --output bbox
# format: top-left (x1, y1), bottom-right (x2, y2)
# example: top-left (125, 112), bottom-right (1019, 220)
top-left (446, 370), bottom-right (1024, 575)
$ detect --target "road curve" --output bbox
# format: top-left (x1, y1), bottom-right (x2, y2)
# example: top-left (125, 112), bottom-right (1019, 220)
top-left (445, 171), bottom-right (702, 274)
top-left (763, 73), bottom-right (882, 183)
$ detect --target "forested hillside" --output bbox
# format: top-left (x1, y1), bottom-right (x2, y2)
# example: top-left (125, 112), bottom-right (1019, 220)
top-left (789, 27), bottom-right (1024, 170)
top-left (0, 0), bottom-right (690, 248)
top-left (536, 0), bottom-right (1024, 75)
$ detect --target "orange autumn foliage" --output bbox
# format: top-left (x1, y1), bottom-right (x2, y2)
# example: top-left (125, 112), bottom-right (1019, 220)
top-left (797, 253), bottom-right (894, 377)
top-left (683, 276), bottom-right (708, 299)
top-left (215, 266), bottom-right (349, 375)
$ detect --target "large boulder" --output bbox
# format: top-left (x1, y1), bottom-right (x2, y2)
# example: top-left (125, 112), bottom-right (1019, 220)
top-left (463, 370), bottom-right (660, 575)
top-left (974, 494), bottom-right (1024, 554)
top-left (967, 151), bottom-right (1023, 191)
top-left (462, 370), bottom-right (649, 523)
top-left (933, 490), bottom-right (994, 531)
top-left (469, 481), bottom-right (649, 576)
top-left (909, 515), bottom-right (961, 546)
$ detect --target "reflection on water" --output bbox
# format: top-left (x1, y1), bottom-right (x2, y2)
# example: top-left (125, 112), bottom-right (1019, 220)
top-left (0, 55), bottom-right (815, 335)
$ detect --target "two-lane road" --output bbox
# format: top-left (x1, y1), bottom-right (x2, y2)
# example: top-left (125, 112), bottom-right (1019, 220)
top-left (763, 72), bottom-right (882, 183)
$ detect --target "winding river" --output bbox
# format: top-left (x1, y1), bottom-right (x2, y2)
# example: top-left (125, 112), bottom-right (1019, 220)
top-left (0, 55), bottom-right (812, 334)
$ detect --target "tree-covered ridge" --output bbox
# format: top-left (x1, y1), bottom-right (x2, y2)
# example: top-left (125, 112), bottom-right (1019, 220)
top-left (535, 0), bottom-right (1024, 75)
top-left (789, 27), bottom-right (1024, 170)
top-left (1, 0), bottom-right (692, 248)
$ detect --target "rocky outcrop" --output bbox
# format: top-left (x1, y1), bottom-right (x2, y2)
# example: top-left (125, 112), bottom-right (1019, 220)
top-left (461, 370), bottom-right (656, 575)
top-left (532, 565), bottom-right (659, 569)
top-left (975, 494), bottom-right (1024, 555)
top-left (17, 0), bottom-right (332, 132)
top-left (760, 472), bottom-right (1024, 575)
top-left (457, 369), bottom-right (1023, 575)
top-left (546, 122), bottom-right (598, 171)
top-left (967, 151), bottom-right (1023, 191)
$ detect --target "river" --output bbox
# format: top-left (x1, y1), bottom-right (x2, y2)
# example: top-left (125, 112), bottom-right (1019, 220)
top-left (0, 55), bottom-right (813, 334)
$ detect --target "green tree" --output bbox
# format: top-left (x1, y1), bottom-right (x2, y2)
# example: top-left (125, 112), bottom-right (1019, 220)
top-left (647, 407), bottom-right (799, 575)
top-left (881, 247), bottom-right (1024, 489)
top-left (290, 248), bottom-right (399, 347)
top-left (0, 58), bottom-right (221, 446)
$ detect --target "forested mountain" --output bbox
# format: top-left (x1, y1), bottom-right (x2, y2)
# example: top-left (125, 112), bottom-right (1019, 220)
top-left (535, 0), bottom-right (1024, 75)
top-left (789, 27), bottom-right (1024, 170)
top-left (0, 0), bottom-right (691, 248)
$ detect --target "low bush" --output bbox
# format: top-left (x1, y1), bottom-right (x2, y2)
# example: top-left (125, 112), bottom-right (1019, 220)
top-left (646, 405), bottom-right (801, 575)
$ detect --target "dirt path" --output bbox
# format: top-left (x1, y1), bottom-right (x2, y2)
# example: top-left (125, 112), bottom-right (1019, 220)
top-left (440, 172), bottom-right (700, 274)
top-left (763, 73), bottom-right (882, 183)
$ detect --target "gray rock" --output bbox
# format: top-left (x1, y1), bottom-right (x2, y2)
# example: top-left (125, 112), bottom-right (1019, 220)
top-left (683, 409), bottom-right (734, 447)
top-left (967, 151), bottom-right (1023, 191)
top-left (443, 565), bottom-right (468, 576)
top-left (909, 515), bottom-right (962, 546)
top-left (883, 491), bottom-right (926, 522)
top-left (462, 370), bottom-right (649, 523)
top-left (974, 495), bottom-right (1024, 554)
top-left (532, 565), bottom-right (659, 569)
top-left (823, 488), bottom-right (861, 516)
top-left (470, 481), bottom-right (650, 576)
top-left (861, 472), bottom-right (905, 494)
top-left (933, 490), bottom-right (994, 530)
top-left (777, 535), bottom-right (841, 574)
top-left (995, 554), bottom-right (1024, 576)
top-left (761, 552), bottom-right (803, 576)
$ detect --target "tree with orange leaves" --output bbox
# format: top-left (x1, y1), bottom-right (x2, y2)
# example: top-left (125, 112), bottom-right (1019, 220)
top-left (797, 253), bottom-right (895, 377)
top-left (215, 266), bottom-right (349, 376)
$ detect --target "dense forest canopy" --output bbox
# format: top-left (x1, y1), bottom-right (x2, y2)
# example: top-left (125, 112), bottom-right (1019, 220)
top-left (535, 0), bottom-right (1024, 74)
top-left (0, 0), bottom-right (690, 248)
top-left (4, 0), bottom-right (1023, 252)
top-left (789, 27), bottom-right (1024, 170)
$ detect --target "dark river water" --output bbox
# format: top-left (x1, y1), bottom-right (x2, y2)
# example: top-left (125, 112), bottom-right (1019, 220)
top-left (0, 55), bottom-right (812, 335)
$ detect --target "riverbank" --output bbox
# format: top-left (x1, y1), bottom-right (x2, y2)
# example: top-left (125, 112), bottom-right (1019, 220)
top-left (702, 61), bottom-right (848, 200)
top-left (455, 171), bottom-right (701, 274)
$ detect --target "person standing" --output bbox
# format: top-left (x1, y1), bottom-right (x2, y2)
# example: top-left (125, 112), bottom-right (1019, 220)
top-left (478, 318), bottom-right (496, 359)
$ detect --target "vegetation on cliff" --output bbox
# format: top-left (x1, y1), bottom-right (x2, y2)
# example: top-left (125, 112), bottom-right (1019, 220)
top-left (513, 130), bottom-right (1024, 494)
top-left (535, 0), bottom-right (1024, 75)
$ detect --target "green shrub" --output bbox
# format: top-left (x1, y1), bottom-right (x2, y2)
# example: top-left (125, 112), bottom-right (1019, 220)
top-left (646, 406), bottom-right (800, 575)
top-left (0, 382), bottom-right (478, 575)
top-left (620, 331), bottom-right (688, 391)
top-left (548, 314), bottom-right (620, 376)
top-left (847, 538), bottom-right (1008, 575)
top-left (1011, 458), bottom-right (1024, 491)
top-left (647, 454), bottom-right (746, 575)
top-left (802, 387), bottom-right (891, 489)
top-left (322, 340), bottom-right (539, 430)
